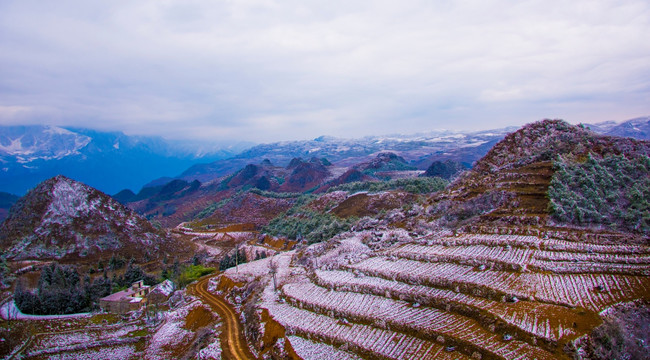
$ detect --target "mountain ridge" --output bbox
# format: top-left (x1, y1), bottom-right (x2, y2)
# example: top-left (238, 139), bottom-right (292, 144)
top-left (0, 175), bottom-right (175, 261)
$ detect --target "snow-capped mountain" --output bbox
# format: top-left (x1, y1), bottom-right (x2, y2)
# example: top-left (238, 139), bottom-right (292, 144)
top-left (0, 125), bottom-right (91, 162)
top-left (587, 116), bottom-right (650, 140)
top-left (0, 125), bottom-right (252, 195)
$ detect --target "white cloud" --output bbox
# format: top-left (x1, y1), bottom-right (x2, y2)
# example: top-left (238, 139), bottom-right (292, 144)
top-left (0, 0), bottom-right (648, 141)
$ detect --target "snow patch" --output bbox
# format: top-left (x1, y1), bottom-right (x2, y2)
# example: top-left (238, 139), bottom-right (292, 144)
top-left (1, 301), bottom-right (91, 320)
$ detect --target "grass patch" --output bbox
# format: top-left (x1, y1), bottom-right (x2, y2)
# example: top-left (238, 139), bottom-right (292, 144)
top-left (127, 329), bottom-right (149, 337)
top-left (90, 313), bottom-right (120, 325)
top-left (176, 265), bottom-right (216, 288)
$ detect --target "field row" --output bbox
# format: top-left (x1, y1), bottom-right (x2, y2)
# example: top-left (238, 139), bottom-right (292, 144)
top-left (419, 234), bottom-right (650, 255)
top-left (263, 296), bottom-right (470, 360)
top-left (282, 281), bottom-right (555, 360)
top-left (385, 243), bottom-right (650, 275)
top-left (314, 269), bottom-right (589, 343)
top-left (347, 256), bottom-right (650, 311)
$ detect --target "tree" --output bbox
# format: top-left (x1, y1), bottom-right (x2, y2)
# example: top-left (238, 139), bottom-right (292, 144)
top-left (269, 258), bottom-right (279, 291)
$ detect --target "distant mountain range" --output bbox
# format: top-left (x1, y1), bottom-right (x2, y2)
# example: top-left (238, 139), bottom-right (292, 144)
top-left (586, 116), bottom-right (650, 140)
top-left (1, 116), bottom-right (647, 199)
top-left (179, 128), bottom-right (518, 183)
top-left (0, 125), bottom-right (252, 195)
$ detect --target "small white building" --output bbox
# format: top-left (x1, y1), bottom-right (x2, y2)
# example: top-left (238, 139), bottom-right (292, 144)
top-left (99, 280), bottom-right (151, 314)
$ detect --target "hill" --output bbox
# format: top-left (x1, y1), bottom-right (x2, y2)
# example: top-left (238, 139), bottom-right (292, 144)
top-left (428, 119), bottom-right (650, 235)
top-left (0, 175), bottom-right (177, 261)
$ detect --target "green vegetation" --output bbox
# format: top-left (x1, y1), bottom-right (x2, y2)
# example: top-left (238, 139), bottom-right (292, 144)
top-left (195, 198), bottom-right (231, 219)
top-left (173, 264), bottom-right (215, 288)
top-left (548, 153), bottom-right (650, 233)
top-left (328, 177), bottom-right (448, 194)
top-left (90, 313), bottom-right (120, 325)
top-left (248, 188), bottom-right (303, 198)
top-left (0, 256), bottom-right (12, 288)
top-left (14, 263), bottom-right (111, 315)
top-left (263, 208), bottom-right (356, 244)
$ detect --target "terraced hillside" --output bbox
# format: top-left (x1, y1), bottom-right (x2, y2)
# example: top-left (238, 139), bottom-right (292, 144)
top-left (214, 230), bottom-right (650, 359)
top-left (428, 120), bottom-right (650, 229)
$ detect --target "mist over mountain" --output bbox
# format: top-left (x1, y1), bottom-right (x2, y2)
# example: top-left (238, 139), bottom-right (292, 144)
top-left (0, 125), bottom-right (252, 195)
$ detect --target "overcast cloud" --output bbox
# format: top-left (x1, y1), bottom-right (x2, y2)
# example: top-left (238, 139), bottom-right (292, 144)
top-left (0, 0), bottom-right (648, 142)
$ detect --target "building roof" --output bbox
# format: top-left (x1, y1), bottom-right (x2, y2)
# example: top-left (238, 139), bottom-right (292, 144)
top-left (100, 282), bottom-right (150, 303)
top-left (101, 288), bottom-right (138, 302)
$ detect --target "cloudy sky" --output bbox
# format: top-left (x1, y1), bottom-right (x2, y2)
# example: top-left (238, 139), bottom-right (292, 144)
top-left (0, 0), bottom-right (648, 142)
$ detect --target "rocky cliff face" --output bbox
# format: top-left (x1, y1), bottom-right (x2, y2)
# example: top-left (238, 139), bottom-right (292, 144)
top-left (0, 175), bottom-right (170, 260)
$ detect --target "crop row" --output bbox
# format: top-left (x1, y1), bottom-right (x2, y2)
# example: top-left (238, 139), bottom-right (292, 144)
top-left (420, 234), bottom-right (650, 255)
top-left (281, 281), bottom-right (555, 360)
top-left (384, 243), bottom-right (650, 276)
top-left (348, 256), bottom-right (650, 311)
top-left (263, 299), bottom-right (468, 360)
top-left (314, 269), bottom-right (588, 343)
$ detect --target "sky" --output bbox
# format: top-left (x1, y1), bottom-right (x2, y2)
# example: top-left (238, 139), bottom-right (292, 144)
top-left (0, 0), bottom-right (649, 143)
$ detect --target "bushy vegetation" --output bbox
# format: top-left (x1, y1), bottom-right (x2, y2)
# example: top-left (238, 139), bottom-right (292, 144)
top-left (0, 256), bottom-right (12, 288)
top-left (586, 303), bottom-right (650, 360)
top-left (328, 177), bottom-right (448, 194)
top-left (174, 264), bottom-right (215, 288)
top-left (263, 209), bottom-right (356, 244)
top-left (161, 256), bottom-right (215, 288)
top-left (219, 247), bottom-right (248, 271)
top-left (13, 259), bottom-right (163, 315)
top-left (14, 263), bottom-right (111, 315)
top-left (114, 259), bottom-right (158, 289)
top-left (248, 188), bottom-right (303, 198)
top-left (548, 154), bottom-right (650, 233)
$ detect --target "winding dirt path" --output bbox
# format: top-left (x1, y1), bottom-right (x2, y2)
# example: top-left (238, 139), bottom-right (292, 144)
top-left (191, 276), bottom-right (257, 360)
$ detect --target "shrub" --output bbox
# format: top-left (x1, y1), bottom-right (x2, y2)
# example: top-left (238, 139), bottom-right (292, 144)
top-left (328, 177), bottom-right (448, 194)
top-left (176, 265), bottom-right (216, 288)
top-left (263, 209), bottom-right (356, 244)
top-left (548, 153), bottom-right (650, 233)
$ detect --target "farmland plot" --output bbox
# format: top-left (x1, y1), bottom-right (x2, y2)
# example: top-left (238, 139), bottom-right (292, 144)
top-left (228, 231), bottom-right (650, 360)
top-left (348, 255), bottom-right (650, 310)
top-left (287, 335), bottom-right (363, 360)
top-left (262, 297), bottom-right (471, 360)
top-left (281, 282), bottom-right (555, 360)
top-left (386, 243), bottom-right (534, 269)
top-left (314, 269), bottom-right (593, 343)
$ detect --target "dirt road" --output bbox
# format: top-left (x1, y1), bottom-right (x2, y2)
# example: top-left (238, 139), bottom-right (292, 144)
top-left (191, 276), bottom-right (257, 360)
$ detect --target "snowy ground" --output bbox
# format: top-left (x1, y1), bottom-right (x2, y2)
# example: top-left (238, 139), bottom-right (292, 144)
top-left (0, 300), bottom-right (91, 320)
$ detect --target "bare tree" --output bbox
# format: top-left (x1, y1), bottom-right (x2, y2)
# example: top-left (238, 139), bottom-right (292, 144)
top-left (269, 258), bottom-right (278, 291)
